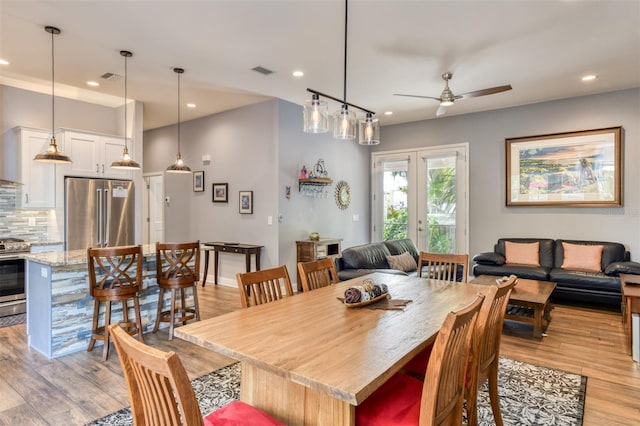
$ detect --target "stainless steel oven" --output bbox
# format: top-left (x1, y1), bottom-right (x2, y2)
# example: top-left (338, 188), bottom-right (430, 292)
top-left (0, 238), bottom-right (30, 317)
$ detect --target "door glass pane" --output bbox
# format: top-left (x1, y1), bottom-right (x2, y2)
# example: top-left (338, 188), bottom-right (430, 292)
top-left (383, 160), bottom-right (409, 240)
top-left (425, 155), bottom-right (456, 253)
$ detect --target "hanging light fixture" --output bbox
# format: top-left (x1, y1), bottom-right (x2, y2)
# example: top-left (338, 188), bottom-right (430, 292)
top-left (303, 0), bottom-right (379, 144)
top-left (34, 26), bottom-right (72, 163)
top-left (166, 67), bottom-right (191, 173)
top-left (111, 50), bottom-right (141, 170)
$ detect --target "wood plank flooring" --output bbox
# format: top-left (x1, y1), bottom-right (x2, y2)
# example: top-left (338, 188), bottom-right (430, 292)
top-left (0, 284), bottom-right (638, 425)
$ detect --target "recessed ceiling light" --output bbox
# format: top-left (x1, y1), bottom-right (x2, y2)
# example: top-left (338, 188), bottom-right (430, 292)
top-left (0, 59), bottom-right (9, 65)
top-left (384, 111), bottom-right (393, 116)
top-left (581, 75), bottom-right (597, 82)
top-left (186, 103), bottom-right (196, 108)
top-left (87, 81), bottom-right (100, 87)
top-left (292, 70), bottom-right (304, 77)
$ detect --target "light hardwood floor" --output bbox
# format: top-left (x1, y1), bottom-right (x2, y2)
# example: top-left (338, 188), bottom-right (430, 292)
top-left (0, 284), bottom-right (638, 425)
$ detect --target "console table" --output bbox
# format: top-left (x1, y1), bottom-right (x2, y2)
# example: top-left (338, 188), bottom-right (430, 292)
top-left (620, 274), bottom-right (640, 360)
top-left (201, 242), bottom-right (263, 286)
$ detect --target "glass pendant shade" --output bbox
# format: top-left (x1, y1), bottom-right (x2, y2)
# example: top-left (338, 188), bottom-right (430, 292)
top-left (111, 50), bottom-right (140, 170)
top-left (303, 94), bottom-right (329, 133)
top-left (333, 104), bottom-right (356, 140)
top-left (34, 26), bottom-right (72, 164)
top-left (358, 113), bottom-right (380, 145)
top-left (166, 153), bottom-right (192, 173)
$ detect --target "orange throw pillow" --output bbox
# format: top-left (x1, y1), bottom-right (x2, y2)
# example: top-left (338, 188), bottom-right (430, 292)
top-left (561, 242), bottom-right (603, 272)
top-left (504, 241), bottom-right (540, 266)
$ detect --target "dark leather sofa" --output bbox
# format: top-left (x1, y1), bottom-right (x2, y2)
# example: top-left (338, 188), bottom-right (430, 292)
top-left (473, 238), bottom-right (640, 307)
top-left (335, 239), bottom-right (420, 281)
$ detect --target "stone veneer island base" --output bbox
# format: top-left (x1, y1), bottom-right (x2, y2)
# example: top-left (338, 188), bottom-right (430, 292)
top-left (25, 244), bottom-right (174, 359)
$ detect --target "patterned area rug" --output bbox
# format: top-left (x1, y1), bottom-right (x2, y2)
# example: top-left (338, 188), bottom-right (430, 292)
top-left (86, 357), bottom-right (586, 426)
top-left (0, 313), bottom-right (26, 328)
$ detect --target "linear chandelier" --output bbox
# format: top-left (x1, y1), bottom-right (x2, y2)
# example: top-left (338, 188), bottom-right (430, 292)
top-left (111, 50), bottom-right (141, 170)
top-left (303, 0), bottom-right (380, 145)
top-left (34, 26), bottom-right (73, 163)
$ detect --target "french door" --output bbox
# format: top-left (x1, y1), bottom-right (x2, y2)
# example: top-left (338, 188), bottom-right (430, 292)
top-left (372, 144), bottom-right (468, 254)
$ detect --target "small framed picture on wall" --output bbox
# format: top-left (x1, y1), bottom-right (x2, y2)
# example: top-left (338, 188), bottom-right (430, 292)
top-left (212, 183), bottom-right (228, 202)
top-left (193, 171), bottom-right (205, 192)
top-left (239, 190), bottom-right (253, 214)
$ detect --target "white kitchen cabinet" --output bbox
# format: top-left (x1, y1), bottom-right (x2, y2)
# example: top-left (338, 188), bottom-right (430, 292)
top-left (61, 130), bottom-right (133, 179)
top-left (14, 127), bottom-right (56, 209)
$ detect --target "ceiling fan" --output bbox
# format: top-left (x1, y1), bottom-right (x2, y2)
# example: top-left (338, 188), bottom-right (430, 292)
top-left (395, 72), bottom-right (512, 117)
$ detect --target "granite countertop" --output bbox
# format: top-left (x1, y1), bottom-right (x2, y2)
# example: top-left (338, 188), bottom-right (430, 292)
top-left (23, 244), bottom-right (156, 267)
top-left (29, 240), bottom-right (64, 246)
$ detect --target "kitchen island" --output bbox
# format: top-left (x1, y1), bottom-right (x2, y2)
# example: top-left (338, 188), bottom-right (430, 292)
top-left (24, 245), bottom-right (165, 359)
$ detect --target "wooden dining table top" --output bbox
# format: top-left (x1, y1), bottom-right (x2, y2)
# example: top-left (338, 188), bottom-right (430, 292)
top-left (174, 272), bottom-right (487, 405)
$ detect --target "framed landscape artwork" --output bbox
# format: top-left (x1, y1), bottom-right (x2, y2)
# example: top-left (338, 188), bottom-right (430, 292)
top-left (239, 190), bottom-right (253, 214)
top-left (212, 183), bottom-right (228, 203)
top-left (506, 126), bottom-right (622, 207)
top-left (193, 171), bottom-right (204, 192)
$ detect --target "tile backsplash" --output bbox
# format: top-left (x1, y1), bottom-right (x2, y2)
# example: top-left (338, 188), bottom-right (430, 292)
top-left (0, 182), bottom-right (50, 240)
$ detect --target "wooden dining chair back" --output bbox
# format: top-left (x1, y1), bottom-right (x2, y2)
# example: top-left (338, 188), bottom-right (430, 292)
top-left (419, 294), bottom-right (484, 425)
top-left (466, 275), bottom-right (517, 426)
top-left (153, 241), bottom-right (201, 340)
top-left (109, 323), bottom-right (285, 426)
top-left (87, 244), bottom-right (144, 361)
top-left (297, 257), bottom-right (338, 292)
top-left (418, 252), bottom-right (469, 282)
top-left (236, 265), bottom-right (294, 308)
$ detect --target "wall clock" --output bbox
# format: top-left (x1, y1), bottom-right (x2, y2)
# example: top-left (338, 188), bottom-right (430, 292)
top-left (335, 180), bottom-right (351, 210)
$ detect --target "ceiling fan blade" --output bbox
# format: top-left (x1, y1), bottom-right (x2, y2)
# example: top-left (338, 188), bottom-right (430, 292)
top-left (436, 104), bottom-right (448, 116)
top-left (457, 84), bottom-right (512, 99)
top-left (394, 93), bottom-right (442, 102)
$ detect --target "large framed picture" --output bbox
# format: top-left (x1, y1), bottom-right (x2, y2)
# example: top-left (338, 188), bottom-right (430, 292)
top-left (193, 171), bottom-right (204, 192)
top-left (239, 190), bottom-right (253, 214)
top-left (506, 126), bottom-right (622, 207)
top-left (212, 183), bottom-right (228, 203)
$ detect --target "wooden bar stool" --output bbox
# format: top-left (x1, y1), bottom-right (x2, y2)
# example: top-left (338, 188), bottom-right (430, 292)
top-left (87, 244), bottom-right (144, 361)
top-left (153, 241), bottom-right (201, 340)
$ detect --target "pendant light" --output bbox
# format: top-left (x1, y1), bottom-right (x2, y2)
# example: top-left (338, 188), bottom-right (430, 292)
top-left (34, 26), bottom-right (72, 163)
top-left (304, 0), bottom-right (379, 145)
top-left (166, 67), bottom-right (191, 173)
top-left (111, 50), bottom-right (141, 169)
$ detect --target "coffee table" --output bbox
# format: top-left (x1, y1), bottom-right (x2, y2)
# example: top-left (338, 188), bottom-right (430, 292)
top-left (471, 275), bottom-right (557, 338)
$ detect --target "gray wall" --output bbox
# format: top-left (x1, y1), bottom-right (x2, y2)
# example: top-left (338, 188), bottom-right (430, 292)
top-left (377, 88), bottom-right (640, 259)
top-left (143, 99), bottom-right (372, 287)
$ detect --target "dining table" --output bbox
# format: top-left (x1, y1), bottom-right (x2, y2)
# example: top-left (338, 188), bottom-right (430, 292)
top-left (174, 272), bottom-right (488, 425)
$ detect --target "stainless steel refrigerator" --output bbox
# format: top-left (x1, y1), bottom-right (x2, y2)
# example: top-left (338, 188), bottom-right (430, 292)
top-left (65, 177), bottom-right (135, 251)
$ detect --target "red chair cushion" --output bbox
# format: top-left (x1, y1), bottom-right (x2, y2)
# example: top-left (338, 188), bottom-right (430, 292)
top-left (401, 344), bottom-right (433, 377)
top-left (355, 372), bottom-right (423, 426)
top-left (204, 401), bottom-right (285, 426)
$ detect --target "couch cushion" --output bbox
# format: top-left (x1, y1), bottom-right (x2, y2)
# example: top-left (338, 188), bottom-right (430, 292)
top-left (384, 239), bottom-right (419, 263)
top-left (560, 242), bottom-right (603, 272)
top-left (473, 263), bottom-right (550, 281)
top-left (496, 238), bottom-right (555, 269)
top-left (554, 239), bottom-right (627, 270)
top-left (504, 241), bottom-right (540, 266)
top-left (387, 251), bottom-right (418, 272)
top-left (341, 242), bottom-right (392, 270)
top-left (549, 268), bottom-right (620, 294)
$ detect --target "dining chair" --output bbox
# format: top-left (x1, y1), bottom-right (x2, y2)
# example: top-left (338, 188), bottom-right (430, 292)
top-left (297, 257), bottom-right (338, 292)
top-left (236, 265), bottom-right (294, 308)
top-left (417, 251), bottom-right (468, 282)
top-left (107, 323), bottom-right (284, 426)
top-left (466, 275), bottom-right (517, 426)
top-left (355, 294), bottom-right (484, 426)
top-left (87, 244), bottom-right (144, 361)
top-left (153, 241), bottom-right (201, 340)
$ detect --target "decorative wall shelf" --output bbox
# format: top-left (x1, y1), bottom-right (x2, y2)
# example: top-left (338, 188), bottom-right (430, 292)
top-left (298, 177), bottom-right (333, 191)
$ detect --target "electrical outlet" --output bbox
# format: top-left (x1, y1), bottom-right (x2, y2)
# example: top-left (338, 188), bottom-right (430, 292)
top-left (28, 217), bottom-right (36, 226)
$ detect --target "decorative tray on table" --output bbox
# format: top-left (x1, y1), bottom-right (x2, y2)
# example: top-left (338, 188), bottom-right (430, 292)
top-left (343, 292), bottom-right (389, 308)
top-left (339, 279), bottom-right (390, 307)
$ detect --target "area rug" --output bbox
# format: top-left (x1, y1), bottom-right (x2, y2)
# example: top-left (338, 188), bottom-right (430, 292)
top-left (0, 313), bottom-right (26, 328)
top-left (87, 357), bottom-right (586, 426)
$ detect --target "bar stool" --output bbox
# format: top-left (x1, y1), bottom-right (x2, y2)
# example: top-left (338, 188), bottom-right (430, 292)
top-left (153, 241), bottom-right (201, 340)
top-left (87, 244), bottom-right (144, 361)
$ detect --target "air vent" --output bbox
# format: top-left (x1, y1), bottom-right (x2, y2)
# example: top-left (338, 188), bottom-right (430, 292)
top-left (251, 66), bottom-right (274, 76)
top-left (100, 72), bottom-right (122, 81)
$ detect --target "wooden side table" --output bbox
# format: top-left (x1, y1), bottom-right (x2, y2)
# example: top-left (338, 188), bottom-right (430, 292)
top-left (619, 274), bottom-right (640, 357)
top-left (296, 238), bottom-right (342, 291)
top-left (201, 242), bottom-right (263, 287)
